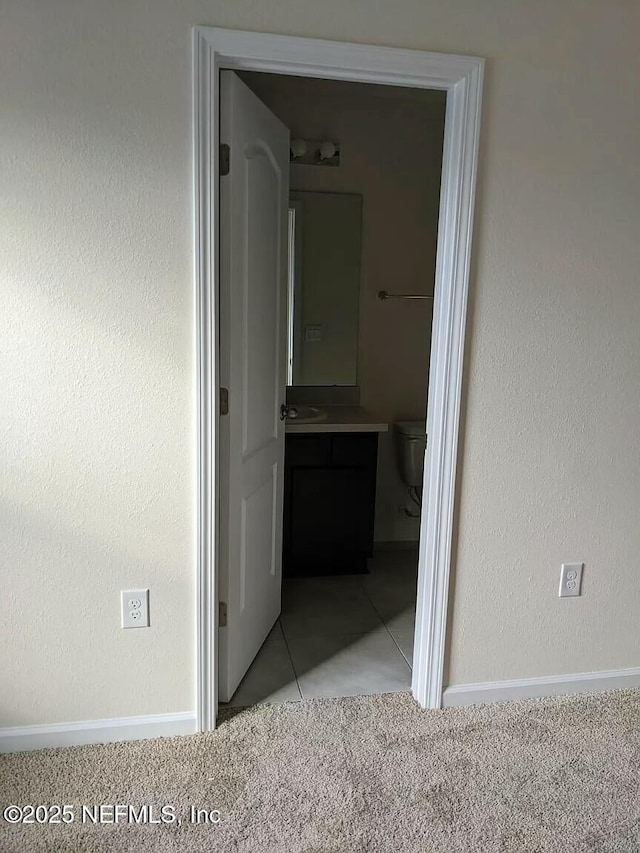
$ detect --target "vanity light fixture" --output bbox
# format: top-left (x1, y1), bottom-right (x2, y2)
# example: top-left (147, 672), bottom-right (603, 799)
top-left (289, 138), bottom-right (340, 166)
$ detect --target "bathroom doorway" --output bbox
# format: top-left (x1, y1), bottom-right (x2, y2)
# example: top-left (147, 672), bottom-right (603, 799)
top-left (218, 69), bottom-right (443, 708)
top-left (193, 28), bottom-right (483, 730)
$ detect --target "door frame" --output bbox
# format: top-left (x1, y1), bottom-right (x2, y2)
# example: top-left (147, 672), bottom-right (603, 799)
top-left (193, 26), bottom-right (484, 731)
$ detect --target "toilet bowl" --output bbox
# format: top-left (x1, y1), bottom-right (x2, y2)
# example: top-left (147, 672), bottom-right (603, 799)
top-left (394, 421), bottom-right (427, 490)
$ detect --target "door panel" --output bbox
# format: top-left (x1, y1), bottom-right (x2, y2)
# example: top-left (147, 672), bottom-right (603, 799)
top-left (244, 149), bottom-right (281, 457)
top-left (219, 71), bottom-right (289, 703)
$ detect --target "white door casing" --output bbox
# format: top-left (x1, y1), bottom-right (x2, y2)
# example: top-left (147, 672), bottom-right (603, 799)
top-left (218, 71), bottom-right (290, 703)
top-left (194, 29), bottom-right (484, 728)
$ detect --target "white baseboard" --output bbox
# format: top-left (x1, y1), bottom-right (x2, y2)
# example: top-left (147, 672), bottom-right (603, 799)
top-left (0, 712), bottom-right (197, 754)
top-left (442, 666), bottom-right (640, 708)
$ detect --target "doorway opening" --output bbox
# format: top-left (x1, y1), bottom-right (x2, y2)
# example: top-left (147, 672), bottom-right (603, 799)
top-left (218, 70), bottom-right (445, 708)
top-left (193, 28), bottom-right (483, 731)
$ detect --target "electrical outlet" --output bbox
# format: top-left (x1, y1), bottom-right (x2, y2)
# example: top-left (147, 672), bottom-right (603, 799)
top-left (304, 324), bottom-right (322, 342)
top-left (121, 589), bottom-right (150, 628)
top-left (558, 563), bottom-right (584, 598)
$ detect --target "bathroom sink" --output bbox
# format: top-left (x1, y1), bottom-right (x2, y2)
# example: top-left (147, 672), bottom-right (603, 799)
top-left (287, 405), bottom-right (327, 424)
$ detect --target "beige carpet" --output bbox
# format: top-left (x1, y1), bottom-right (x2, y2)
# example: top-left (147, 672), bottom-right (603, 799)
top-left (1, 689), bottom-right (639, 852)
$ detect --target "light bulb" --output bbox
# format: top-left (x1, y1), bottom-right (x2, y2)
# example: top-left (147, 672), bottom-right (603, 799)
top-left (319, 141), bottom-right (336, 160)
top-left (290, 139), bottom-right (307, 159)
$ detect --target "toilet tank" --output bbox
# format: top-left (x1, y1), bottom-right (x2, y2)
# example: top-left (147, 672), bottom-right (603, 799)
top-left (394, 421), bottom-right (427, 489)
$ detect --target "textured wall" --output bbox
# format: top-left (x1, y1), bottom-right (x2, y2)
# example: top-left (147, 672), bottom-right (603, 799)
top-left (241, 73), bottom-right (445, 542)
top-left (2, 0), bottom-right (639, 726)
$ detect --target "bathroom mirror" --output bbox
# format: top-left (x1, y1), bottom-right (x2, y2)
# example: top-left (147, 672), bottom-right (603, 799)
top-left (287, 191), bottom-right (363, 386)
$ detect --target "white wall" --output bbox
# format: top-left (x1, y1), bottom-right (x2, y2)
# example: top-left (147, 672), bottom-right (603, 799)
top-left (2, 0), bottom-right (639, 726)
top-left (242, 73), bottom-right (445, 542)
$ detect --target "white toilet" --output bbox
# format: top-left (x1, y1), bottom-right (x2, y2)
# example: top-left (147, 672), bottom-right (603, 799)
top-left (394, 421), bottom-right (427, 499)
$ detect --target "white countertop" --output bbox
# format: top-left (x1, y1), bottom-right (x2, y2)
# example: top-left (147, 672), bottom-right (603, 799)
top-left (285, 406), bottom-right (389, 434)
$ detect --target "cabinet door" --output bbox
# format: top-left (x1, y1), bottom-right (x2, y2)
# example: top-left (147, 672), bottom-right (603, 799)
top-left (287, 466), bottom-right (372, 574)
top-left (283, 432), bottom-right (379, 577)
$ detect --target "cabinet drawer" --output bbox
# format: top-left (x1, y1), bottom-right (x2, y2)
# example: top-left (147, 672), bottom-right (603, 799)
top-left (330, 433), bottom-right (378, 467)
top-left (285, 434), bottom-right (331, 467)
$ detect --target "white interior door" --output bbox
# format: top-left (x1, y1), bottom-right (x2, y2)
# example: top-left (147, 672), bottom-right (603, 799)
top-left (218, 71), bottom-right (290, 703)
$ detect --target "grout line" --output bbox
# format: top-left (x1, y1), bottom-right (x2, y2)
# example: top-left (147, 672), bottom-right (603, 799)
top-left (278, 618), bottom-right (304, 701)
top-left (383, 624), bottom-right (414, 671)
top-left (359, 582), bottom-right (397, 639)
top-left (359, 579), bottom-right (414, 673)
top-left (395, 643), bottom-right (413, 671)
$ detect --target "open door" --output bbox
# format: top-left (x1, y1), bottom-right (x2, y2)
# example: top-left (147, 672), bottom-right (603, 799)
top-left (218, 71), bottom-right (290, 703)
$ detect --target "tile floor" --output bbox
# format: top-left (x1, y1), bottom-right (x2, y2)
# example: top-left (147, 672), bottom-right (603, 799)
top-left (223, 548), bottom-right (417, 708)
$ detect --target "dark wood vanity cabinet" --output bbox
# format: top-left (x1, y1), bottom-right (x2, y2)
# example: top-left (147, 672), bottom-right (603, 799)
top-left (283, 432), bottom-right (379, 577)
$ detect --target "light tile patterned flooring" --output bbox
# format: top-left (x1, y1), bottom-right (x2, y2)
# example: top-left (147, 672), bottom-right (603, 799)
top-left (223, 548), bottom-right (417, 707)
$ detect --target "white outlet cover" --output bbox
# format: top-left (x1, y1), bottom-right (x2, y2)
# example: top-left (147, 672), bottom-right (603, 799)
top-left (559, 563), bottom-right (584, 598)
top-left (121, 589), bottom-right (150, 628)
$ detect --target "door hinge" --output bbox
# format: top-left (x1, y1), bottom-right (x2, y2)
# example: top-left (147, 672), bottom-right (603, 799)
top-left (219, 143), bottom-right (230, 176)
top-left (220, 387), bottom-right (229, 416)
top-left (219, 601), bottom-right (228, 628)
